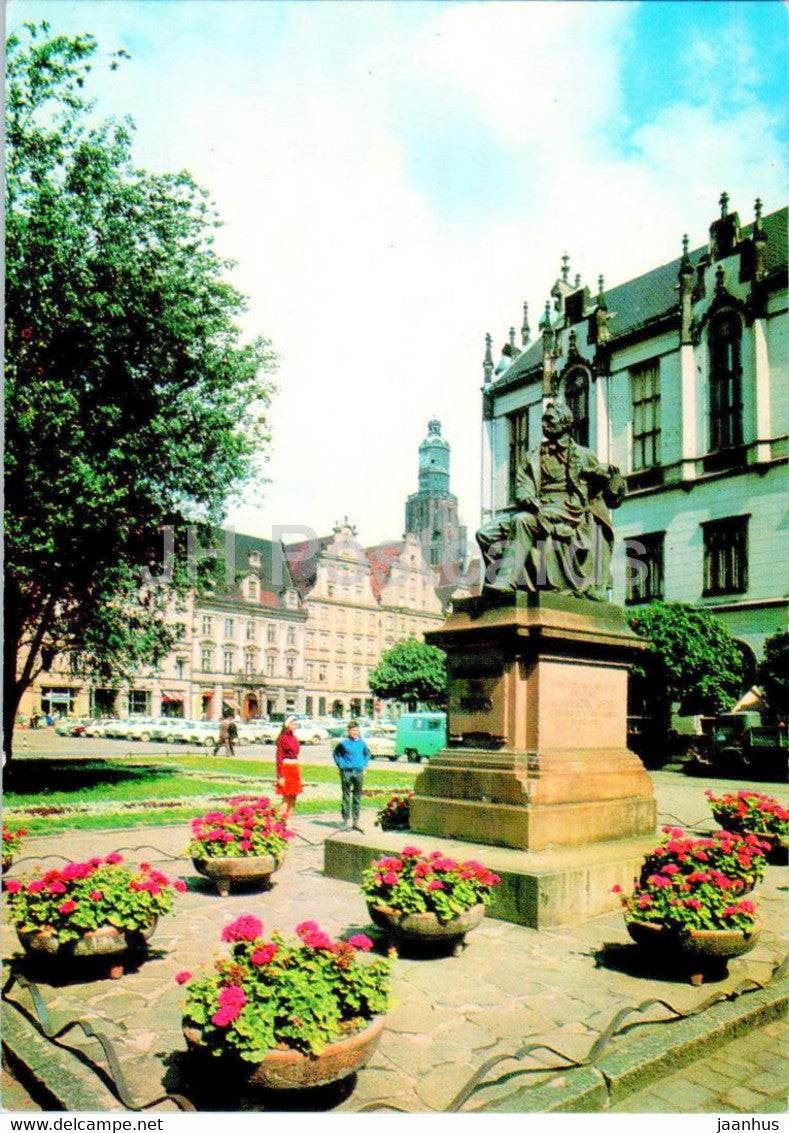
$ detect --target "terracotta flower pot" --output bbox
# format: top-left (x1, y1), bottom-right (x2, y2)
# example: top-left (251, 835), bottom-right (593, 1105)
top-left (192, 853), bottom-right (280, 897)
top-left (18, 921), bottom-right (157, 978)
top-left (625, 918), bottom-right (761, 984)
top-left (368, 902), bottom-right (486, 950)
top-left (183, 1014), bottom-right (385, 1091)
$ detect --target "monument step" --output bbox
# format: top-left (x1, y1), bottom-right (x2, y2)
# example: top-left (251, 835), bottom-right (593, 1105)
top-left (324, 827), bottom-right (655, 930)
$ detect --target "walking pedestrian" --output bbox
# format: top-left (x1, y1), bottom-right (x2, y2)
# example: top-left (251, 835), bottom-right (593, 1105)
top-left (333, 721), bottom-right (371, 832)
top-left (213, 711), bottom-right (236, 758)
top-left (276, 715), bottom-right (302, 823)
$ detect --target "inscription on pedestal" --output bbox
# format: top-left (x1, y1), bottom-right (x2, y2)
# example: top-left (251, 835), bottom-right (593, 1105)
top-left (537, 662), bottom-right (627, 749)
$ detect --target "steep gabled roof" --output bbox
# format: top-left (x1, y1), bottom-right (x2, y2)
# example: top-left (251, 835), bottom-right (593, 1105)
top-left (283, 535), bottom-right (334, 597)
top-left (491, 206), bottom-right (787, 393)
top-left (365, 541), bottom-right (405, 601)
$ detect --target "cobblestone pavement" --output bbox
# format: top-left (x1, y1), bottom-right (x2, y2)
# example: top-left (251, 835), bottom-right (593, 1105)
top-left (610, 1016), bottom-right (788, 1113)
top-left (2, 774), bottom-right (787, 1114)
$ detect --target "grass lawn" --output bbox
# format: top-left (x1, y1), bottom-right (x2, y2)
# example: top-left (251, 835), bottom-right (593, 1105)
top-left (2, 753), bottom-right (414, 835)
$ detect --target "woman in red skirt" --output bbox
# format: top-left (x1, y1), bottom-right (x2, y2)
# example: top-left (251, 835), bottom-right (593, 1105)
top-left (275, 715), bottom-right (302, 823)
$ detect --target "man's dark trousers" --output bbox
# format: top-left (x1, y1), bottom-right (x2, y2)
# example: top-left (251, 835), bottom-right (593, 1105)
top-left (340, 769), bottom-right (364, 825)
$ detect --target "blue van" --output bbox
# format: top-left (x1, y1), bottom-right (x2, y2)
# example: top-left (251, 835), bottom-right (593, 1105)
top-left (395, 712), bottom-right (447, 763)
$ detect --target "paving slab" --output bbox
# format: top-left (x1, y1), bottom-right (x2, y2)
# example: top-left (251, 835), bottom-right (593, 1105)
top-left (2, 774), bottom-right (788, 1114)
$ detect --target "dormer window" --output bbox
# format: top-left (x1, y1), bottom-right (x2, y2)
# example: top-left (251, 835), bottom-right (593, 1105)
top-left (248, 550), bottom-right (261, 569)
top-left (284, 588), bottom-right (298, 609)
top-left (248, 577), bottom-right (259, 600)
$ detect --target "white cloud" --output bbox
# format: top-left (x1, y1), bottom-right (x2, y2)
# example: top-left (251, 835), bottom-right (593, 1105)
top-left (9, 0), bottom-right (787, 550)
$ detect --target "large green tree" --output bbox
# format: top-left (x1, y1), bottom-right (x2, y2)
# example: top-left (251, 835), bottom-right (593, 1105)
top-left (627, 602), bottom-right (746, 731)
top-left (4, 25), bottom-right (277, 758)
top-left (368, 639), bottom-right (448, 710)
top-left (758, 631), bottom-right (789, 721)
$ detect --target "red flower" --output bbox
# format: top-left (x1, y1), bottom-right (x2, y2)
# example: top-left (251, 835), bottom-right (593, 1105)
top-left (48, 881), bottom-right (67, 895)
top-left (58, 900), bottom-right (77, 914)
top-left (250, 943), bottom-right (279, 965)
top-left (4, 879), bottom-right (22, 894)
top-left (611, 884), bottom-right (622, 893)
top-left (174, 971), bottom-right (192, 984)
top-left (174, 879), bottom-right (188, 893)
top-left (221, 915), bottom-right (263, 943)
top-left (382, 871), bottom-right (399, 885)
top-left (348, 934), bottom-right (374, 951)
top-left (105, 853), bottom-right (123, 864)
top-left (89, 890), bottom-right (104, 901)
top-left (295, 920), bottom-right (319, 936)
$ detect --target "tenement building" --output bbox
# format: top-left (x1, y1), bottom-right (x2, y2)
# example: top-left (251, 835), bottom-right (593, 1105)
top-left (286, 519), bottom-right (445, 719)
top-left (481, 195), bottom-right (788, 662)
top-left (19, 532), bottom-right (307, 722)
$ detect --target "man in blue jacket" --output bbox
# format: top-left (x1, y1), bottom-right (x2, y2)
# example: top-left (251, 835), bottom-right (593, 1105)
top-left (333, 721), bottom-right (371, 832)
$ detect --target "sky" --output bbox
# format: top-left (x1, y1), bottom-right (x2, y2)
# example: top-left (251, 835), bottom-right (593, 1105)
top-left (7, 0), bottom-right (788, 550)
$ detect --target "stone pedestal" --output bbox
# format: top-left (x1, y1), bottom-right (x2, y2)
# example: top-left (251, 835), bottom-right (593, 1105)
top-left (410, 592), bottom-right (656, 852)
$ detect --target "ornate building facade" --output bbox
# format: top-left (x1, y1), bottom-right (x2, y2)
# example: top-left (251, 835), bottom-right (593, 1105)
top-left (481, 195), bottom-right (788, 661)
top-left (285, 520), bottom-right (445, 719)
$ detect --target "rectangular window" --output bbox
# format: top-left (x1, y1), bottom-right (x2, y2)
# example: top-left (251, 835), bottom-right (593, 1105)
top-left (337, 664), bottom-right (345, 682)
top-left (631, 361), bottom-right (661, 471)
top-left (709, 312), bottom-right (743, 452)
top-left (267, 625), bottom-right (277, 644)
top-left (306, 663), bottom-right (314, 682)
top-left (248, 578), bottom-right (259, 600)
top-left (175, 658), bottom-right (186, 679)
top-left (223, 649), bottom-right (234, 675)
top-left (286, 657), bottom-right (296, 679)
top-left (266, 654), bottom-right (276, 677)
top-left (201, 615), bottom-right (212, 636)
top-left (286, 626), bottom-right (296, 646)
top-left (318, 663), bottom-right (327, 682)
top-left (244, 654), bottom-right (255, 676)
top-left (201, 649), bottom-right (212, 672)
top-left (224, 618), bottom-right (234, 638)
top-left (306, 630), bottom-right (315, 647)
top-left (625, 533), bottom-right (665, 605)
top-left (129, 690), bottom-right (150, 715)
top-left (508, 408), bottom-right (529, 504)
top-left (246, 620), bottom-right (255, 641)
top-left (703, 516), bottom-right (749, 596)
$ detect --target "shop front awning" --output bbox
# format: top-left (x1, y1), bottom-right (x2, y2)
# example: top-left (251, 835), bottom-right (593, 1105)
top-left (222, 698), bottom-right (241, 710)
top-left (161, 692), bottom-right (184, 704)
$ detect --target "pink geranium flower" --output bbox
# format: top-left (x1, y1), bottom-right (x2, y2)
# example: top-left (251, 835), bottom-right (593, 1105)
top-left (221, 915), bottom-right (263, 943)
top-left (348, 934), bottom-right (374, 951)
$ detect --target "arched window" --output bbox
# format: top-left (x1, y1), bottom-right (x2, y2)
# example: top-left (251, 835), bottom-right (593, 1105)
top-left (709, 310), bottom-right (743, 451)
top-left (564, 369), bottom-right (589, 447)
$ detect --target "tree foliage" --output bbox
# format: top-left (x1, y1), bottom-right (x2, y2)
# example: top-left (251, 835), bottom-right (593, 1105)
top-left (368, 639), bottom-right (447, 709)
top-left (627, 602), bottom-right (746, 718)
top-left (4, 24), bottom-right (277, 755)
top-left (758, 632), bottom-right (789, 720)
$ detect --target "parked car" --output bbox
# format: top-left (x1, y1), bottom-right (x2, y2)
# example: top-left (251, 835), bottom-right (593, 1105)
top-left (692, 711), bottom-right (788, 780)
top-left (294, 722), bottom-right (329, 745)
top-left (82, 718), bottom-right (116, 738)
top-left (362, 729), bottom-right (398, 761)
top-left (395, 712), bottom-right (447, 763)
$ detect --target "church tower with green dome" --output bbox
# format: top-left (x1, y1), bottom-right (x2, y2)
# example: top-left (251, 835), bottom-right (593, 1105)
top-left (405, 419), bottom-right (467, 568)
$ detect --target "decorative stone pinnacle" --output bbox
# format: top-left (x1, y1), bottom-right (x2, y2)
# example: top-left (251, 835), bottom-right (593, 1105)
top-left (682, 233), bottom-right (690, 256)
top-left (484, 332), bottom-right (493, 362)
top-left (508, 327), bottom-right (516, 347)
top-left (540, 300), bottom-right (553, 331)
top-left (521, 301), bottom-right (530, 345)
top-left (719, 190), bottom-right (729, 218)
top-left (568, 328), bottom-right (578, 353)
top-left (754, 197), bottom-right (763, 221)
top-left (561, 253), bottom-right (570, 282)
top-left (574, 273), bottom-right (581, 288)
top-left (715, 263), bottom-right (726, 291)
top-left (598, 274), bottom-right (605, 295)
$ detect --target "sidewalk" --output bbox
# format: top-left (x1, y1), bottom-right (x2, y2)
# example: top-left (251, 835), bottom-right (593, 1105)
top-left (2, 778), bottom-right (787, 1113)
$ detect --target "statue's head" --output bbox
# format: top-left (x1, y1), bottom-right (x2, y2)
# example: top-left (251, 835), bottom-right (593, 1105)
top-left (543, 399), bottom-right (574, 440)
